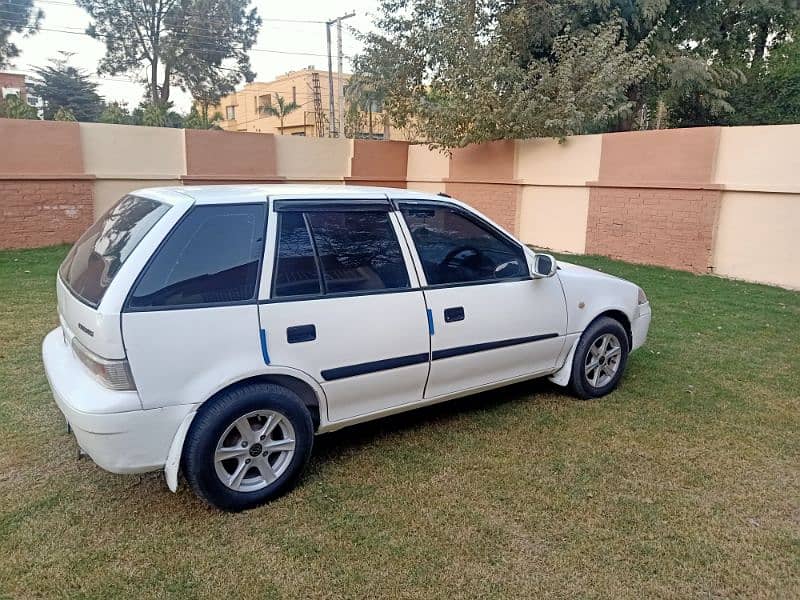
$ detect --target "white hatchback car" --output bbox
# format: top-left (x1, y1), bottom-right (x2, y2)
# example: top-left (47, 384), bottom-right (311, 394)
top-left (43, 185), bottom-right (651, 511)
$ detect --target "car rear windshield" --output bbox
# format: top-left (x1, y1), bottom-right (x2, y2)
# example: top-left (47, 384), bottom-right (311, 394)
top-left (59, 195), bottom-right (171, 307)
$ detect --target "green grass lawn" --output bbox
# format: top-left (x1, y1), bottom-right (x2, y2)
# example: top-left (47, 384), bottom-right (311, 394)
top-left (0, 245), bottom-right (798, 599)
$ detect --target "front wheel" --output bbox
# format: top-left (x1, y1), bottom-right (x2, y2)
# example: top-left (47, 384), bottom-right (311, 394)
top-left (569, 317), bottom-right (629, 400)
top-left (183, 383), bottom-right (314, 511)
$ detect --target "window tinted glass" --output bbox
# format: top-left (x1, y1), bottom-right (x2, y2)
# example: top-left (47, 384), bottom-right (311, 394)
top-left (59, 195), bottom-right (170, 307)
top-left (273, 212), bottom-right (321, 297)
top-left (128, 204), bottom-right (266, 309)
top-left (305, 211), bottom-right (409, 294)
top-left (400, 204), bottom-right (525, 285)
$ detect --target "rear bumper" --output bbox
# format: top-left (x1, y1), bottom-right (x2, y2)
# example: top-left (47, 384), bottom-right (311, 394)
top-left (631, 303), bottom-right (651, 351)
top-left (42, 328), bottom-right (196, 474)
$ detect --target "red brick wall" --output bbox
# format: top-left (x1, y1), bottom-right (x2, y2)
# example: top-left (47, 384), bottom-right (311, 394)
top-left (445, 182), bottom-right (521, 235)
top-left (585, 186), bottom-right (721, 272)
top-left (0, 179), bottom-right (94, 249)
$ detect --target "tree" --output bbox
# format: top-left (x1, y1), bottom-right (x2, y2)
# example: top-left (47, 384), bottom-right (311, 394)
top-left (0, 0), bottom-right (42, 67)
top-left (0, 93), bottom-right (38, 119)
top-left (76, 0), bottom-right (260, 106)
top-left (53, 106), bottom-right (77, 121)
top-left (99, 101), bottom-right (133, 124)
top-left (352, 1), bottom-right (655, 147)
top-left (137, 100), bottom-right (184, 127)
top-left (260, 94), bottom-right (299, 134)
top-left (29, 54), bottom-right (104, 121)
top-left (183, 104), bottom-right (223, 129)
top-left (724, 34), bottom-right (800, 125)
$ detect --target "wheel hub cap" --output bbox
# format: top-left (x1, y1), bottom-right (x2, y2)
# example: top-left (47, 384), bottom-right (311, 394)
top-left (213, 409), bottom-right (296, 492)
top-left (584, 333), bottom-right (622, 388)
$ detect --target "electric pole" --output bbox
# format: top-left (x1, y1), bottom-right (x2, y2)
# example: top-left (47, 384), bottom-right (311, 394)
top-left (325, 12), bottom-right (355, 137)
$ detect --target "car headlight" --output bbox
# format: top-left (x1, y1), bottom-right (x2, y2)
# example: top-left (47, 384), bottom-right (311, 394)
top-left (637, 287), bottom-right (648, 305)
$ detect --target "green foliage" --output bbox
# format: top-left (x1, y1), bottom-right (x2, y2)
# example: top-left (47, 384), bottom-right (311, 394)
top-left (98, 101), bottom-right (132, 124)
top-left (137, 101), bottom-right (184, 128)
top-left (52, 106), bottom-right (76, 121)
top-left (29, 54), bottom-right (104, 122)
top-left (259, 94), bottom-right (299, 133)
top-left (183, 105), bottom-right (222, 129)
top-left (0, 93), bottom-right (38, 119)
top-left (76, 0), bottom-right (260, 105)
top-left (353, 1), bottom-right (655, 146)
top-left (354, 0), bottom-right (800, 141)
top-left (0, 0), bottom-right (42, 67)
top-left (724, 36), bottom-right (800, 125)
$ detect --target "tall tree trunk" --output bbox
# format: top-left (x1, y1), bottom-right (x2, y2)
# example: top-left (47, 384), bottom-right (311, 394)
top-left (150, 57), bottom-right (159, 104)
top-left (160, 63), bottom-right (171, 103)
top-left (752, 19), bottom-right (770, 66)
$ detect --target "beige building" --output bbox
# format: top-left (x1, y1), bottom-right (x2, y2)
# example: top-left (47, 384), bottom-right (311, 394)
top-left (210, 67), bottom-right (401, 139)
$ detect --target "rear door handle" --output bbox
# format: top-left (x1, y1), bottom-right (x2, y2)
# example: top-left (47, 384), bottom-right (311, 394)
top-left (287, 324), bottom-right (316, 343)
top-left (444, 306), bottom-right (465, 322)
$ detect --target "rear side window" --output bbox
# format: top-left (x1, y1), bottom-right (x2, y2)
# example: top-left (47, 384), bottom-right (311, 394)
top-left (127, 204), bottom-right (267, 310)
top-left (59, 195), bottom-right (170, 307)
top-left (272, 209), bottom-right (409, 297)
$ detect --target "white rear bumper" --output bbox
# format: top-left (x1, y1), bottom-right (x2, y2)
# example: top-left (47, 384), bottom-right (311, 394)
top-left (42, 328), bottom-right (196, 474)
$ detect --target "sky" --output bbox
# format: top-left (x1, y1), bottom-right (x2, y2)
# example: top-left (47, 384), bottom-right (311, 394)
top-left (5, 0), bottom-right (380, 112)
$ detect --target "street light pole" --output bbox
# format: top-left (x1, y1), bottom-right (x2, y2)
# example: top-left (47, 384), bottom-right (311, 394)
top-left (326, 12), bottom-right (355, 138)
top-left (325, 20), bottom-right (335, 137)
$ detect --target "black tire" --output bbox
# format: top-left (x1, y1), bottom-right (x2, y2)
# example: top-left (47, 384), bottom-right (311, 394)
top-left (569, 316), bottom-right (630, 400)
top-left (183, 383), bottom-right (314, 512)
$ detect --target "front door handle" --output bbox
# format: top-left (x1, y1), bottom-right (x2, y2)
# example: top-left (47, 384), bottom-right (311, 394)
top-left (287, 324), bottom-right (316, 343)
top-left (444, 306), bottom-right (465, 322)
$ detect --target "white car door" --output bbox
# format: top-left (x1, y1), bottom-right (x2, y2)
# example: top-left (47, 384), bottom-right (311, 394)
top-left (396, 200), bottom-right (568, 399)
top-left (257, 198), bottom-right (431, 423)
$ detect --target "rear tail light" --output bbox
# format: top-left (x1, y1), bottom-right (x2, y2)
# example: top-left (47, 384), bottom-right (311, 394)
top-left (71, 337), bottom-right (137, 391)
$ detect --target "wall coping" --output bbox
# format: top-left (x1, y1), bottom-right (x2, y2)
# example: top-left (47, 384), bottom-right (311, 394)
top-left (443, 177), bottom-right (522, 185)
top-left (180, 175), bottom-right (286, 182)
top-left (344, 176), bottom-right (408, 183)
top-left (0, 174), bottom-right (95, 180)
top-left (90, 173), bottom-right (184, 181)
top-left (587, 180), bottom-right (724, 191)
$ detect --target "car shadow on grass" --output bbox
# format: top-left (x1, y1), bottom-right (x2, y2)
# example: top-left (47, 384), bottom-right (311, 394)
top-left (101, 378), bottom-right (568, 512)
top-left (310, 377), bottom-right (563, 462)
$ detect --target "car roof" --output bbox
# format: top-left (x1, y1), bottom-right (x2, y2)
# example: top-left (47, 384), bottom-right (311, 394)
top-left (135, 184), bottom-right (447, 205)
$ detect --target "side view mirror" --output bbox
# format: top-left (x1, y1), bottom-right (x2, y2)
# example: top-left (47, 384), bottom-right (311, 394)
top-left (531, 253), bottom-right (557, 278)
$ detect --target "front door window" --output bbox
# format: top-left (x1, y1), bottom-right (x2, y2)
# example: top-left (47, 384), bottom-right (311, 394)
top-left (399, 204), bottom-right (526, 286)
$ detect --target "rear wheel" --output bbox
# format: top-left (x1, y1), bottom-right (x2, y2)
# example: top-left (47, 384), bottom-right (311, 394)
top-left (569, 317), bottom-right (629, 400)
top-left (183, 383), bottom-right (313, 511)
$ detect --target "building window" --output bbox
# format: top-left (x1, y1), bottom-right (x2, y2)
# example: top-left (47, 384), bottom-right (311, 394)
top-left (225, 105), bottom-right (236, 120)
top-left (257, 94), bottom-right (272, 113)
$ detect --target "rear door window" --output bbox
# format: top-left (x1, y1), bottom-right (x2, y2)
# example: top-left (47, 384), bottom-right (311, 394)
top-left (306, 211), bottom-right (410, 294)
top-left (272, 212), bottom-right (322, 298)
top-left (127, 204), bottom-right (267, 310)
top-left (59, 195), bottom-right (170, 307)
top-left (272, 208), bottom-right (410, 298)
